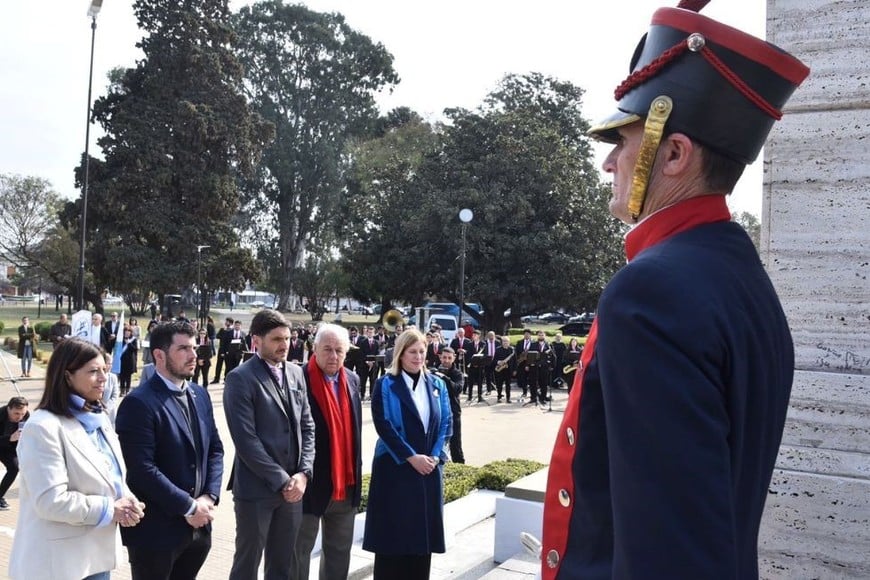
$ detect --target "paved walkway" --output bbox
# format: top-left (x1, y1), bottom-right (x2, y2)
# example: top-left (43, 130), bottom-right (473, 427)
top-left (0, 341), bottom-right (564, 579)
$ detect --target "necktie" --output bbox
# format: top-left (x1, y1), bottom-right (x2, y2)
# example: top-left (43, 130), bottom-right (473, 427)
top-left (490, 342), bottom-right (495, 357)
top-left (269, 364), bottom-right (283, 387)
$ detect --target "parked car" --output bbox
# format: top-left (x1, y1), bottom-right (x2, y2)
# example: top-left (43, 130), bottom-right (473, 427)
top-left (355, 305), bottom-right (373, 315)
top-left (559, 321), bottom-right (593, 337)
top-left (540, 312), bottom-right (570, 324)
top-left (568, 312), bottom-right (596, 323)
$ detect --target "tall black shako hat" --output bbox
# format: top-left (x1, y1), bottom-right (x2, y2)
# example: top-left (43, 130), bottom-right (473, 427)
top-left (589, 0), bottom-right (810, 220)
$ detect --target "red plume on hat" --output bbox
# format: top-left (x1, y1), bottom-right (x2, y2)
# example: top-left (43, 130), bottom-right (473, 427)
top-left (589, 0), bottom-right (810, 165)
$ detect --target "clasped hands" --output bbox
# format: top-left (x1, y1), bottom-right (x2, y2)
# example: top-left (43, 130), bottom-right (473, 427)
top-left (408, 454), bottom-right (438, 475)
top-left (282, 472), bottom-right (308, 503)
top-left (184, 495), bottom-right (216, 529)
top-left (113, 497), bottom-right (146, 528)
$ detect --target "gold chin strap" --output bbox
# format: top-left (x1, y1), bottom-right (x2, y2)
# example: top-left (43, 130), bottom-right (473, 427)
top-left (627, 96), bottom-right (673, 221)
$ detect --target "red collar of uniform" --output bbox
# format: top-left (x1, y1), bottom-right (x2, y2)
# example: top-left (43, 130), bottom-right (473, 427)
top-left (624, 195), bottom-right (731, 262)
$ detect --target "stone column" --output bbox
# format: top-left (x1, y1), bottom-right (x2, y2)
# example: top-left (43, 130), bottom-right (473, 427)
top-left (759, 0), bottom-right (870, 577)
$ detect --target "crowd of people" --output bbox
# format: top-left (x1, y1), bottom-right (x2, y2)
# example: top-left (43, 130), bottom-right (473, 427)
top-left (7, 310), bottom-right (459, 580)
top-left (3, 0), bottom-right (810, 576)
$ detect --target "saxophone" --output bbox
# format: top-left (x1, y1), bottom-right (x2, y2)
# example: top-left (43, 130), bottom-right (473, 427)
top-left (495, 351), bottom-right (515, 372)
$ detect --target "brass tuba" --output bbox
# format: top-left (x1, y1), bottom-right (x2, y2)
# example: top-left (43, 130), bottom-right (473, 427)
top-left (382, 309), bottom-right (405, 333)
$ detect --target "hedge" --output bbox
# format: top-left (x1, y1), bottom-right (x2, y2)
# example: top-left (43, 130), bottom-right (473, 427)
top-left (357, 457), bottom-right (545, 513)
top-left (35, 321), bottom-right (52, 341)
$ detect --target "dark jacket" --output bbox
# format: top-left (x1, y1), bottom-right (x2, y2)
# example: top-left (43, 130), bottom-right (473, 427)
top-left (115, 374), bottom-right (224, 550)
top-left (0, 406), bottom-right (30, 454)
top-left (544, 220), bottom-right (794, 579)
top-left (16, 325), bottom-right (36, 358)
top-left (363, 372), bottom-right (452, 556)
top-left (222, 356), bottom-right (315, 500)
top-left (301, 365), bottom-right (363, 515)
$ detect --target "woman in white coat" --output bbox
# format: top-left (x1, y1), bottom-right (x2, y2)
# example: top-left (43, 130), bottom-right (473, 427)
top-left (9, 338), bottom-right (145, 580)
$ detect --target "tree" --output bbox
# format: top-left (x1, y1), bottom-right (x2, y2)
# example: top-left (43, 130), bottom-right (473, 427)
top-left (344, 74), bottom-right (625, 332)
top-left (0, 174), bottom-right (62, 269)
top-left (71, 0), bottom-right (272, 313)
top-left (733, 211), bottom-right (761, 251)
top-left (233, 1), bottom-right (399, 309)
top-left (0, 174), bottom-right (78, 302)
top-left (342, 109), bottom-right (440, 315)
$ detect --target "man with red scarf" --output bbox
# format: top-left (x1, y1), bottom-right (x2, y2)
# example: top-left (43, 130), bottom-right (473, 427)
top-left (295, 323), bottom-right (363, 580)
top-left (540, 1), bottom-right (809, 578)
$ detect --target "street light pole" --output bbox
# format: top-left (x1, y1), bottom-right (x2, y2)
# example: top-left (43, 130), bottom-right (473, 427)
top-left (77, 0), bottom-right (103, 311)
top-left (458, 209), bottom-right (474, 325)
top-left (197, 245), bottom-right (210, 328)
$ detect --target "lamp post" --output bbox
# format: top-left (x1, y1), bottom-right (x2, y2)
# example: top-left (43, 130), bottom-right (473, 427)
top-left (76, 0), bottom-right (103, 310)
top-left (197, 245), bottom-right (210, 328)
top-left (458, 208), bottom-right (474, 325)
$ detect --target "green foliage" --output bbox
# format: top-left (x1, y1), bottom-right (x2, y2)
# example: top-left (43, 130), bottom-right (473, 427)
top-left (476, 459), bottom-right (547, 491)
top-left (344, 74), bottom-right (626, 332)
top-left (443, 462), bottom-right (483, 503)
top-left (733, 211), bottom-right (761, 251)
top-left (233, 2), bottom-right (399, 309)
top-left (0, 174), bottom-right (72, 298)
top-left (34, 321), bottom-right (52, 341)
top-left (357, 458), bottom-right (545, 513)
top-left (71, 0), bottom-right (271, 309)
top-left (0, 321), bottom-right (5, 334)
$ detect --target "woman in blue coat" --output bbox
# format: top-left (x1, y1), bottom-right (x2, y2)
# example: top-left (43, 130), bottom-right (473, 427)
top-left (363, 329), bottom-right (452, 579)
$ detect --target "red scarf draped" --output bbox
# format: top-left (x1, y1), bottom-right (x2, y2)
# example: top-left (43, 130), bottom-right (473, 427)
top-left (307, 355), bottom-right (355, 500)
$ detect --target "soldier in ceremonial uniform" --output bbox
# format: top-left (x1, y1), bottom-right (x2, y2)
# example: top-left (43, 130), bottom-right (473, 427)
top-left (540, 2), bottom-right (808, 578)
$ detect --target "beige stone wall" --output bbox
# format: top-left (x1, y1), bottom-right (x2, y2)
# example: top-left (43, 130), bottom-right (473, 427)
top-left (760, 0), bottom-right (870, 576)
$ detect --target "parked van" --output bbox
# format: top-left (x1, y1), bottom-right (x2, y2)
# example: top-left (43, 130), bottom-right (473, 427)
top-left (426, 314), bottom-right (459, 343)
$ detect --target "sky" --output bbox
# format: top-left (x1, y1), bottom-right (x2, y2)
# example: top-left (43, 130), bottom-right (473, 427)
top-left (0, 0), bottom-right (766, 216)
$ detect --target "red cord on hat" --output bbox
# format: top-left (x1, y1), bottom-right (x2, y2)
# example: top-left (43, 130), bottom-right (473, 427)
top-left (613, 37), bottom-right (784, 120)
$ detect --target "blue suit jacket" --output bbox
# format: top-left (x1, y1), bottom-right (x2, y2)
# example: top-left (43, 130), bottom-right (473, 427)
top-left (115, 374), bottom-right (224, 549)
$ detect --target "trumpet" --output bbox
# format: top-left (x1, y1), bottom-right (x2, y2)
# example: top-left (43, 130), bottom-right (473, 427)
top-left (383, 309), bottom-right (405, 333)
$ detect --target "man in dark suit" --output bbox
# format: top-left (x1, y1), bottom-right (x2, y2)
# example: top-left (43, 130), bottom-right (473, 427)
top-left (465, 329), bottom-right (488, 402)
top-left (115, 321), bottom-right (224, 579)
top-left (357, 326), bottom-right (380, 401)
top-left (493, 336), bottom-right (516, 403)
top-left (528, 330), bottom-right (551, 406)
top-left (450, 328), bottom-right (471, 394)
top-left (104, 311), bottom-right (121, 351)
top-left (514, 329), bottom-right (533, 401)
top-left (288, 328), bottom-right (306, 364)
top-left (295, 323), bottom-right (363, 580)
top-left (211, 317), bottom-right (233, 384)
top-left (224, 319), bottom-right (246, 375)
top-left (223, 309), bottom-right (315, 580)
top-left (344, 326), bottom-right (361, 370)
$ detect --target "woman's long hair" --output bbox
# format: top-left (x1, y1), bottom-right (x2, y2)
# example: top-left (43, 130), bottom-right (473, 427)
top-left (386, 329), bottom-right (428, 377)
top-left (39, 338), bottom-right (103, 416)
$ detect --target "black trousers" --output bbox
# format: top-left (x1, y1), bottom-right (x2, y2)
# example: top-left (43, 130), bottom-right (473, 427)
top-left (193, 361), bottom-right (211, 386)
top-left (0, 451), bottom-right (19, 497)
top-left (449, 410), bottom-right (464, 464)
top-left (212, 353), bottom-right (226, 382)
top-left (373, 553), bottom-right (432, 580)
top-left (127, 528), bottom-right (211, 580)
top-left (494, 369), bottom-right (512, 400)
